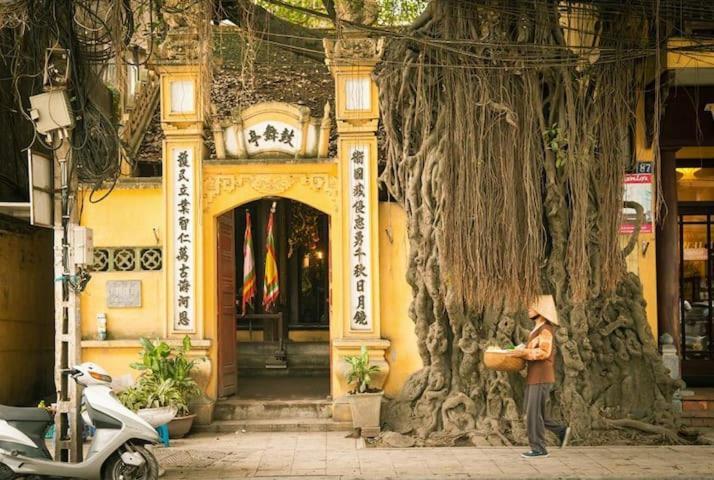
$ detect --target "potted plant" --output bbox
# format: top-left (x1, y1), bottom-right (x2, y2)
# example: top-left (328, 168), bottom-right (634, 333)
top-left (344, 345), bottom-right (382, 438)
top-left (119, 375), bottom-right (181, 428)
top-left (121, 336), bottom-right (202, 438)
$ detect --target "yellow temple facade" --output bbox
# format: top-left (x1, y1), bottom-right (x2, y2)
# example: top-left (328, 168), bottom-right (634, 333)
top-left (76, 32), bottom-right (714, 424)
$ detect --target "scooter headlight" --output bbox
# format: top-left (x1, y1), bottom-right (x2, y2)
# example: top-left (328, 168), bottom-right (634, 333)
top-left (89, 371), bottom-right (112, 383)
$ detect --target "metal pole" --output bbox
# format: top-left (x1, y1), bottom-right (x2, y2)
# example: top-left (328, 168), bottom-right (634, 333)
top-left (53, 133), bottom-right (82, 462)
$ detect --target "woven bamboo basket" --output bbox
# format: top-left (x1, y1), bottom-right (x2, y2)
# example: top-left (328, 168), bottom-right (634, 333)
top-left (483, 350), bottom-right (525, 372)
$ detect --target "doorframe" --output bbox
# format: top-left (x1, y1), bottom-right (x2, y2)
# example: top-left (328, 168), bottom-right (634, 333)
top-left (202, 163), bottom-right (342, 400)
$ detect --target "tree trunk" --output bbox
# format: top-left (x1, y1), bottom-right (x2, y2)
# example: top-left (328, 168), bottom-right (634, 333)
top-left (377, 0), bottom-right (683, 447)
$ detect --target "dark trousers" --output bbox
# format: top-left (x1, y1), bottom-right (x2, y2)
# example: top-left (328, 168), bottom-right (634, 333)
top-left (525, 383), bottom-right (566, 453)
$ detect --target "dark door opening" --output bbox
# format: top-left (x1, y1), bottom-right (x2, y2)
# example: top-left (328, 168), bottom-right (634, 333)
top-left (679, 203), bottom-right (714, 386)
top-left (225, 198), bottom-right (331, 399)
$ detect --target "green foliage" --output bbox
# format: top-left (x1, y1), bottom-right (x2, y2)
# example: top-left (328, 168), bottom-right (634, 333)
top-left (255, 0), bottom-right (427, 27)
top-left (256, 0), bottom-right (331, 28)
top-left (344, 345), bottom-right (381, 393)
top-left (377, 0), bottom-right (427, 26)
top-left (120, 336), bottom-right (202, 416)
top-left (543, 123), bottom-right (568, 170)
top-left (119, 374), bottom-right (189, 415)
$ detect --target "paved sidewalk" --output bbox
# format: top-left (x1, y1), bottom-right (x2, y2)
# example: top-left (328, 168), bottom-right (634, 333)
top-left (154, 431), bottom-right (714, 479)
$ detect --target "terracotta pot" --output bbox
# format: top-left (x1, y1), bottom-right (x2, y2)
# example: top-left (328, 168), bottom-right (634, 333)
top-left (167, 414), bottom-right (196, 439)
top-left (347, 391), bottom-right (382, 438)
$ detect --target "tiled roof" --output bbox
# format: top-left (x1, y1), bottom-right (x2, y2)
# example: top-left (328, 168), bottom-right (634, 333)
top-left (134, 29), bottom-right (335, 163)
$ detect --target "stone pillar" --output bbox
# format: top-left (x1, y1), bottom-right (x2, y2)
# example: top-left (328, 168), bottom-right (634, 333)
top-left (325, 35), bottom-right (390, 422)
top-left (656, 149), bottom-right (681, 355)
top-left (152, 6), bottom-right (213, 422)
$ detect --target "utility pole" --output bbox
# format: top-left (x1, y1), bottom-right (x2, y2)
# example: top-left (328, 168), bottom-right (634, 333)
top-left (31, 46), bottom-right (86, 462)
top-left (52, 137), bottom-right (83, 463)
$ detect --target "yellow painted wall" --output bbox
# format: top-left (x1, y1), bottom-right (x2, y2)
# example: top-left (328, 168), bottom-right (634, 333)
top-left (79, 183), bottom-right (165, 379)
top-left (82, 347), bottom-right (140, 383)
top-left (631, 97), bottom-right (659, 337)
top-left (0, 226), bottom-right (54, 406)
top-left (378, 202), bottom-right (422, 397)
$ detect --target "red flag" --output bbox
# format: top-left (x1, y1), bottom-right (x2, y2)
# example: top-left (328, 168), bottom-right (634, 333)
top-left (241, 211), bottom-right (256, 314)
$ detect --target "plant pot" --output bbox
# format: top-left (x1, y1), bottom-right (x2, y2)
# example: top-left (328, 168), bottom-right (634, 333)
top-left (137, 406), bottom-right (178, 428)
top-left (168, 414), bottom-right (196, 439)
top-left (347, 391), bottom-right (383, 438)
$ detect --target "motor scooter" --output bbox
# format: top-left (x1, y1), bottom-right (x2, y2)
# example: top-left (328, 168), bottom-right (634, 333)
top-left (0, 362), bottom-right (160, 479)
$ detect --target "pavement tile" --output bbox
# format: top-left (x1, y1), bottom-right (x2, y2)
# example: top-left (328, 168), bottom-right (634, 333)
top-left (160, 431), bottom-right (714, 479)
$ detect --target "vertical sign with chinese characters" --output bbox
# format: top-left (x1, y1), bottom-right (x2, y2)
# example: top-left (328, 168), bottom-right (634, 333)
top-left (173, 147), bottom-right (195, 332)
top-left (349, 145), bottom-right (372, 331)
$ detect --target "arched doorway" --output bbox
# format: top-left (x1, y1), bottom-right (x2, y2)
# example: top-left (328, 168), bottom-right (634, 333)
top-left (216, 197), bottom-right (332, 399)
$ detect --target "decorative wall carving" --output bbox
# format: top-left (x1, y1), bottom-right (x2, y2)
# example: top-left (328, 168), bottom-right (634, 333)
top-left (324, 36), bottom-right (384, 65)
top-left (203, 173), bottom-right (339, 208)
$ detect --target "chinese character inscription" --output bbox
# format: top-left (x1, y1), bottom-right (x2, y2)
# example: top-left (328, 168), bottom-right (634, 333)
top-left (349, 146), bottom-right (372, 331)
top-left (247, 124), bottom-right (295, 149)
top-left (173, 148), bottom-right (195, 332)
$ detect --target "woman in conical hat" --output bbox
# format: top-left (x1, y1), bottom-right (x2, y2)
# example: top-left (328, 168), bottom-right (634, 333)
top-left (513, 295), bottom-right (570, 458)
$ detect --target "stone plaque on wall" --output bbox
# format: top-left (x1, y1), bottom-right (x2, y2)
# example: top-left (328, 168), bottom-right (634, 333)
top-left (106, 280), bottom-right (142, 308)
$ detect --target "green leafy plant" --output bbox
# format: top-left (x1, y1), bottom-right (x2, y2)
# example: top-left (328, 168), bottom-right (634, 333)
top-left (344, 346), bottom-right (381, 394)
top-left (543, 123), bottom-right (568, 170)
top-left (120, 336), bottom-right (201, 416)
top-left (37, 400), bottom-right (53, 413)
top-left (119, 374), bottom-right (189, 415)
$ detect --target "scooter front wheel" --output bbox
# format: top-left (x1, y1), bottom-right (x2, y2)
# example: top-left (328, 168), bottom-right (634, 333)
top-left (0, 463), bottom-right (15, 480)
top-left (102, 444), bottom-right (159, 480)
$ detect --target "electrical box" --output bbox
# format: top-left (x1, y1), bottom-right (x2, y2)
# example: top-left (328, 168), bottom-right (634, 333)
top-left (71, 226), bottom-right (94, 265)
top-left (29, 90), bottom-right (75, 135)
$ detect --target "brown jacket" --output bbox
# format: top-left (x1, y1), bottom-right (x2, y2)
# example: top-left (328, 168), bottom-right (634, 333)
top-left (523, 322), bottom-right (555, 385)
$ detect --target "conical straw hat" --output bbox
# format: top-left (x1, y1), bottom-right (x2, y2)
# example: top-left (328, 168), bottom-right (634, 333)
top-left (530, 295), bottom-right (559, 326)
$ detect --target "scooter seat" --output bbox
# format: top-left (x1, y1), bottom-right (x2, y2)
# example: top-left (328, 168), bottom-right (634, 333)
top-left (0, 405), bottom-right (51, 423)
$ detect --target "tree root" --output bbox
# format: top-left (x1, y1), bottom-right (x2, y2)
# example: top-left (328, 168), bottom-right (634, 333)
top-left (604, 419), bottom-right (688, 445)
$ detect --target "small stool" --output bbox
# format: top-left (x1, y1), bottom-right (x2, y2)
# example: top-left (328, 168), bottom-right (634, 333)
top-left (156, 424), bottom-right (170, 447)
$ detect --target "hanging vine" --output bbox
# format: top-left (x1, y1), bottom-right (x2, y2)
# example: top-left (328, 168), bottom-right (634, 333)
top-left (377, 0), bottom-right (686, 446)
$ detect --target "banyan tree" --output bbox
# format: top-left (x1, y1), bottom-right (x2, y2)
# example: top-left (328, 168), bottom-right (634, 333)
top-left (377, 0), bottom-right (690, 445)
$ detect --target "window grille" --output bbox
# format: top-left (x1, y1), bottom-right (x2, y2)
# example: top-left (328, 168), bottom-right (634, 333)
top-left (93, 249), bottom-right (110, 272)
top-left (113, 248), bottom-right (136, 271)
top-left (92, 247), bottom-right (163, 272)
top-left (140, 248), bottom-right (162, 271)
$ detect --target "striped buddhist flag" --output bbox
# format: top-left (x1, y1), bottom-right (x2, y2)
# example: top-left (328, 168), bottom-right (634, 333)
top-left (241, 210), bottom-right (256, 315)
top-left (263, 202), bottom-right (280, 311)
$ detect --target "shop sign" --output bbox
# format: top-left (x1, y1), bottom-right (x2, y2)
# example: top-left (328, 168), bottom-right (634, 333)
top-left (621, 173), bottom-right (653, 234)
top-left (349, 145), bottom-right (372, 331)
top-left (173, 147), bottom-right (195, 332)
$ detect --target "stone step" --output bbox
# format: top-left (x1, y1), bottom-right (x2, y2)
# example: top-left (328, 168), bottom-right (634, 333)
top-left (238, 342), bottom-right (329, 372)
top-left (681, 409), bottom-right (714, 418)
top-left (238, 368), bottom-right (330, 377)
top-left (682, 390), bottom-right (714, 415)
top-left (681, 417), bottom-right (714, 428)
top-left (214, 399), bottom-right (333, 421)
top-left (193, 418), bottom-right (353, 433)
